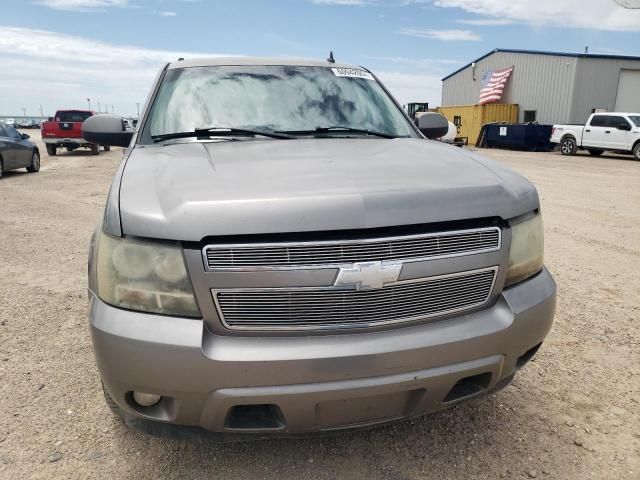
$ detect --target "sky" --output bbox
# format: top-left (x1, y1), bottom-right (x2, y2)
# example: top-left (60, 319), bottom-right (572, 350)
top-left (1, 0), bottom-right (639, 117)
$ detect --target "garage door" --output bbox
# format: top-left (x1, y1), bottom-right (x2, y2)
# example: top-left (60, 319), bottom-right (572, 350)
top-left (615, 69), bottom-right (640, 112)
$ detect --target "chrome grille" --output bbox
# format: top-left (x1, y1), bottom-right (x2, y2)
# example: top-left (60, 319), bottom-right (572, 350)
top-left (204, 227), bottom-right (500, 270)
top-left (214, 267), bottom-right (497, 331)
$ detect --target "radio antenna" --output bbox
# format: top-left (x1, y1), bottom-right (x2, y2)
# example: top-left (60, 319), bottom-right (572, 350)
top-left (327, 51), bottom-right (335, 63)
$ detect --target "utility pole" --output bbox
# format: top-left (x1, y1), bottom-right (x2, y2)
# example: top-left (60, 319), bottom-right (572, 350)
top-left (136, 102), bottom-right (140, 118)
top-left (98, 101), bottom-right (101, 113)
top-left (40, 104), bottom-right (44, 118)
top-left (22, 107), bottom-right (27, 118)
top-left (87, 98), bottom-right (91, 110)
top-left (111, 105), bottom-right (114, 114)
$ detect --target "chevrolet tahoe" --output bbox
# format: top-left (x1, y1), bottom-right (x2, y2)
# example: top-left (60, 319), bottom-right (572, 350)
top-left (83, 57), bottom-right (556, 438)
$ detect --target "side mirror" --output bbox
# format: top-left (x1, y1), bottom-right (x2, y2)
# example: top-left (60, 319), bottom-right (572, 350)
top-left (618, 123), bottom-right (631, 131)
top-left (417, 112), bottom-right (450, 139)
top-left (21, 133), bottom-right (30, 140)
top-left (82, 114), bottom-right (134, 148)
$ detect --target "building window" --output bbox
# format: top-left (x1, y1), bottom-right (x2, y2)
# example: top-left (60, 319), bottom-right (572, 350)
top-left (524, 110), bottom-right (537, 123)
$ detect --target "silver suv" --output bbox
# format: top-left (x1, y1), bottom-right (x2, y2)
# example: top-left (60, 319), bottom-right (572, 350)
top-left (84, 57), bottom-right (556, 437)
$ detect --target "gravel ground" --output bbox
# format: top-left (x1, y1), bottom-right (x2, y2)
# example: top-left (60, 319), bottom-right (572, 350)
top-left (1, 131), bottom-right (638, 479)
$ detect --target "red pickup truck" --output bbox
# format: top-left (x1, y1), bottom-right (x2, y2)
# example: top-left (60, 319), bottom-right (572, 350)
top-left (41, 110), bottom-right (109, 156)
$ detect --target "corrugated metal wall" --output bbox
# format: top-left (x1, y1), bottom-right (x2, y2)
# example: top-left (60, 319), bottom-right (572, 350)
top-left (442, 52), bottom-right (578, 124)
top-left (437, 104), bottom-right (518, 144)
top-left (571, 58), bottom-right (640, 123)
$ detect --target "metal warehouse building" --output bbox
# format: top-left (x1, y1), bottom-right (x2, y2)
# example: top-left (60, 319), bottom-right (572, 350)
top-left (441, 49), bottom-right (640, 125)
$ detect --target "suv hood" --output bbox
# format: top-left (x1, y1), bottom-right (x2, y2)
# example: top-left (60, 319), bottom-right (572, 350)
top-left (118, 138), bottom-right (538, 241)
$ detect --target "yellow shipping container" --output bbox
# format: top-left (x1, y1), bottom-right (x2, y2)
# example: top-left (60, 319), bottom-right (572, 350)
top-left (436, 104), bottom-right (518, 145)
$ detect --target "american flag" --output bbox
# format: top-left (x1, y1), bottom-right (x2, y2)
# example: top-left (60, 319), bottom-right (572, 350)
top-left (479, 66), bottom-right (514, 105)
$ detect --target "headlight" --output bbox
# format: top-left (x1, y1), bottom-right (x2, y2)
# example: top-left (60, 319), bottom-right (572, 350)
top-left (96, 232), bottom-right (200, 317)
top-left (505, 214), bottom-right (544, 287)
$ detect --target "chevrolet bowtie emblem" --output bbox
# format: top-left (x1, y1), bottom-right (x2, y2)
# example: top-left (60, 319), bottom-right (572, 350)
top-left (334, 261), bottom-right (403, 290)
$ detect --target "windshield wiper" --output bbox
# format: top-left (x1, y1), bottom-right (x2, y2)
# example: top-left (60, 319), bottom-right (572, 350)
top-left (278, 126), bottom-right (400, 139)
top-left (152, 127), bottom-right (294, 142)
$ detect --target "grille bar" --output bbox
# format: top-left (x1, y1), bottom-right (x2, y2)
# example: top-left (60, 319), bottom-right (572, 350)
top-left (204, 227), bottom-right (501, 270)
top-left (214, 267), bottom-right (498, 331)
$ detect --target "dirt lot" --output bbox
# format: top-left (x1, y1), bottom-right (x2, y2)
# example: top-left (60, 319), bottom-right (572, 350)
top-left (1, 131), bottom-right (639, 480)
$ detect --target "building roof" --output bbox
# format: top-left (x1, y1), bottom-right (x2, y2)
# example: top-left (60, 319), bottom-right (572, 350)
top-left (442, 48), bottom-right (640, 81)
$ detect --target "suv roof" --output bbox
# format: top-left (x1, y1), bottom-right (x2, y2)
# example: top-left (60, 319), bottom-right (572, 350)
top-left (167, 56), bottom-right (365, 70)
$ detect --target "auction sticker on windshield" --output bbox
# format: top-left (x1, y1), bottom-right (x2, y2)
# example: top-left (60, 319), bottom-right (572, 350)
top-left (331, 68), bottom-right (375, 80)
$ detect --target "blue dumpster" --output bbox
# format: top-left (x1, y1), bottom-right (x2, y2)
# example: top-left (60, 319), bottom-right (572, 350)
top-left (483, 124), bottom-right (554, 151)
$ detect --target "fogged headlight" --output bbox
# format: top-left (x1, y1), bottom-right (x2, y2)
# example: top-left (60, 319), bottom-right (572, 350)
top-left (505, 214), bottom-right (544, 287)
top-left (96, 232), bottom-right (200, 317)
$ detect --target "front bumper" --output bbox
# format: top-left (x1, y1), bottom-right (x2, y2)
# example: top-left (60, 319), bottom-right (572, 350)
top-left (90, 267), bottom-right (556, 437)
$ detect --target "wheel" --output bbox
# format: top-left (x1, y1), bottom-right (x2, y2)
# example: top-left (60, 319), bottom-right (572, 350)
top-left (560, 137), bottom-right (577, 155)
top-left (90, 144), bottom-right (100, 156)
top-left (634, 143), bottom-right (640, 161)
top-left (103, 145), bottom-right (111, 152)
top-left (588, 149), bottom-right (604, 156)
top-left (26, 150), bottom-right (40, 173)
top-left (46, 144), bottom-right (56, 156)
top-left (0, 158), bottom-right (4, 179)
top-left (101, 383), bottom-right (124, 420)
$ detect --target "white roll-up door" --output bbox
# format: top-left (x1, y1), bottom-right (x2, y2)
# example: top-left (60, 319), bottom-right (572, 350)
top-left (615, 69), bottom-right (640, 112)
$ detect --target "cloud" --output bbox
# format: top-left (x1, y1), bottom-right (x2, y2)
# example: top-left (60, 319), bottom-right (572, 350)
top-left (367, 56), bottom-right (460, 69)
top-left (399, 27), bottom-right (481, 41)
top-left (433, 0), bottom-right (640, 31)
top-left (376, 71), bottom-right (443, 106)
top-left (36, 0), bottom-right (128, 11)
top-left (0, 26), bottom-right (442, 117)
top-left (0, 26), bottom-right (232, 116)
top-left (158, 10), bottom-right (177, 16)
top-left (310, 0), bottom-right (433, 5)
top-left (456, 18), bottom-right (514, 26)
top-left (311, 0), bottom-right (369, 4)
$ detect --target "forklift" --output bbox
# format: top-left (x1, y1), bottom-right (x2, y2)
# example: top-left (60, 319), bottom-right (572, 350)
top-left (405, 102), bottom-right (429, 120)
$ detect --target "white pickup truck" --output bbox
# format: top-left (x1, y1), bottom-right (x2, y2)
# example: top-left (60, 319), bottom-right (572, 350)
top-left (551, 112), bottom-right (640, 160)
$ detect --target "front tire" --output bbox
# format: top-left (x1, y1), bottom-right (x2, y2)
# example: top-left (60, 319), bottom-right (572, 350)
top-left (560, 137), bottom-right (577, 155)
top-left (26, 150), bottom-right (40, 173)
top-left (46, 144), bottom-right (56, 156)
top-left (588, 149), bottom-right (603, 156)
top-left (633, 143), bottom-right (640, 161)
top-left (0, 159), bottom-right (4, 179)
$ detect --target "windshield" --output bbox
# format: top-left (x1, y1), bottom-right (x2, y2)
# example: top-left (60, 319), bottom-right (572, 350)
top-left (629, 115), bottom-right (640, 127)
top-left (145, 65), bottom-right (416, 140)
top-left (56, 111), bottom-right (92, 122)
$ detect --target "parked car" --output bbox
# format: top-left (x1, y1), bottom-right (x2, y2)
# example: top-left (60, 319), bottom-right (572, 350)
top-left (83, 57), bottom-right (556, 438)
top-left (23, 119), bottom-right (41, 129)
top-left (551, 112), bottom-right (640, 160)
top-left (41, 110), bottom-right (107, 156)
top-left (0, 122), bottom-right (40, 178)
top-left (4, 118), bottom-right (16, 127)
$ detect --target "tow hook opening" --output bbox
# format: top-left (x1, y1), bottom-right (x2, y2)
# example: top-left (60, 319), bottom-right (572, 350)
top-left (224, 404), bottom-right (286, 430)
